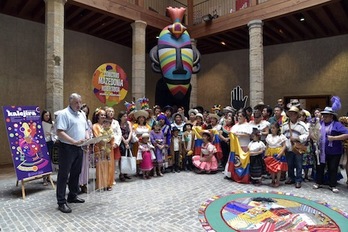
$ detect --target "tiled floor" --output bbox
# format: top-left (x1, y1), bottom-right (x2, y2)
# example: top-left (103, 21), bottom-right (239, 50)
top-left (1, 164), bottom-right (348, 232)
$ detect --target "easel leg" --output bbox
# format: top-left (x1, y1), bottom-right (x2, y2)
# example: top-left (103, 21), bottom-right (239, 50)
top-left (48, 175), bottom-right (56, 190)
top-left (21, 180), bottom-right (26, 200)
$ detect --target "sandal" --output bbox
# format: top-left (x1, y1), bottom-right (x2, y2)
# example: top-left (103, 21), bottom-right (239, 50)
top-left (313, 184), bottom-right (322, 189)
top-left (330, 187), bottom-right (339, 193)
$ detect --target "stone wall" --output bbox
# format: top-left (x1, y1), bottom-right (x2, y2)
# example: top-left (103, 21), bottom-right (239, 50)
top-left (198, 34), bottom-right (348, 115)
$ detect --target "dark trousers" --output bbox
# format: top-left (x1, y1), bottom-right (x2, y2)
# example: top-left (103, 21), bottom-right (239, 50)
top-left (172, 151), bottom-right (180, 171)
top-left (220, 141), bottom-right (229, 168)
top-left (316, 154), bottom-right (341, 187)
top-left (285, 151), bottom-right (303, 183)
top-left (183, 154), bottom-right (193, 170)
top-left (56, 142), bottom-right (83, 205)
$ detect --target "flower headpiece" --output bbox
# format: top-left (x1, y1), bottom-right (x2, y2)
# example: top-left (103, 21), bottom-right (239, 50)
top-left (124, 101), bottom-right (136, 114)
top-left (211, 104), bottom-right (221, 113)
top-left (136, 97), bottom-right (150, 110)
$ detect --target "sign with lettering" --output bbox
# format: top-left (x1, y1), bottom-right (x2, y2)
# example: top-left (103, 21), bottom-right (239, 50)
top-left (2, 106), bottom-right (52, 181)
top-left (92, 63), bottom-right (128, 106)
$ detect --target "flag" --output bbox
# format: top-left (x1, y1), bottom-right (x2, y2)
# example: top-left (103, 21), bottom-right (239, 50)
top-left (193, 126), bottom-right (203, 155)
top-left (211, 128), bottom-right (223, 160)
top-left (227, 133), bottom-right (250, 183)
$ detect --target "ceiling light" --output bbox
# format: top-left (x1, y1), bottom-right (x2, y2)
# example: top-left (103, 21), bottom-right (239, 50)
top-left (221, 41), bottom-right (226, 46)
top-left (300, 17), bottom-right (305, 22)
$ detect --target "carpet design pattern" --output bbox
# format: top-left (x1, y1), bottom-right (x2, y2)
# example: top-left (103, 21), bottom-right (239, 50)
top-left (198, 191), bottom-right (348, 232)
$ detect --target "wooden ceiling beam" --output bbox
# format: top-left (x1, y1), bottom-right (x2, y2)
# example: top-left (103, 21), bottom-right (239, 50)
top-left (322, 5), bottom-right (342, 33)
top-left (65, 7), bottom-right (85, 24)
top-left (69, 11), bottom-right (99, 30)
top-left (219, 32), bottom-right (246, 48)
top-left (333, 2), bottom-right (348, 32)
top-left (88, 16), bottom-right (115, 34)
top-left (189, 0), bottom-right (337, 39)
top-left (99, 21), bottom-right (130, 38)
top-left (263, 27), bottom-right (283, 44)
top-left (17, 0), bottom-right (32, 17)
top-left (69, 0), bottom-right (171, 29)
top-left (315, 7), bottom-right (340, 35)
top-left (32, 1), bottom-right (45, 21)
top-left (213, 35), bottom-right (239, 50)
top-left (301, 11), bottom-right (327, 37)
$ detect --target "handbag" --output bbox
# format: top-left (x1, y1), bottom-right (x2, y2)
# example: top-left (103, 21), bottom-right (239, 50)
top-left (292, 141), bottom-right (308, 155)
top-left (120, 149), bottom-right (136, 174)
top-left (289, 122), bottom-right (308, 155)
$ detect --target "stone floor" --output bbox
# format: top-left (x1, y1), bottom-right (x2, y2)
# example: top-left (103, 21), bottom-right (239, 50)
top-left (0, 165), bottom-right (348, 232)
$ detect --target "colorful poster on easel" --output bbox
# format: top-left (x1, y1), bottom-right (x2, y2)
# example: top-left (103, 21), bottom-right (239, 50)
top-left (2, 106), bottom-right (52, 181)
top-left (92, 63), bottom-right (128, 106)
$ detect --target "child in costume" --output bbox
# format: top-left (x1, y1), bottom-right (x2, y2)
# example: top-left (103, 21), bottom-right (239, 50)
top-left (264, 122), bottom-right (287, 187)
top-left (248, 128), bottom-right (266, 186)
top-left (169, 127), bottom-right (182, 172)
top-left (137, 133), bottom-right (155, 179)
top-left (150, 121), bottom-right (165, 176)
top-left (182, 123), bottom-right (195, 171)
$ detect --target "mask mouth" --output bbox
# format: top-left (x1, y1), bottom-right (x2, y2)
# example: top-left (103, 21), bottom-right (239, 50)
top-left (167, 83), bottom-right (190, 99)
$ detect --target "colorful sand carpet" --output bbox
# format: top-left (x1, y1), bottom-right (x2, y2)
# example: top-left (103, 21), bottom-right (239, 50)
top-left (198, 191), bottom-right (348, 232)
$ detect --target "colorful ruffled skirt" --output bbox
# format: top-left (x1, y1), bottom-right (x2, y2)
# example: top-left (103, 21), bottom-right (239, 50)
top-left (264, 147), bottom-right (288, 173)
top-left (192, 155), bottom-right (218, 172)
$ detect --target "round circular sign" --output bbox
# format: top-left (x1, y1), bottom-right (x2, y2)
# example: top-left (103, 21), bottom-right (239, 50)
top-left (92, 63), bottom-right (128, 106)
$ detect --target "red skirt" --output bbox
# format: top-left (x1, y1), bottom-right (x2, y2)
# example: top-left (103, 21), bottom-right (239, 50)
top-left (264, 156), bottom-right (288, 173)
top-left (114, 146), bottom-right (121, 160)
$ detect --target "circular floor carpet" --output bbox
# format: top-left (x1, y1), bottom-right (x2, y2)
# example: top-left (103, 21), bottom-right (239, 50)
top-left (198, 191), bottom-right (348, 232)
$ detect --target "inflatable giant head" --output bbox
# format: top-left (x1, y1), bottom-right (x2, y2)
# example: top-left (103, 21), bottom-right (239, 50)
top-left (150, 7), bottom-right (200, 100)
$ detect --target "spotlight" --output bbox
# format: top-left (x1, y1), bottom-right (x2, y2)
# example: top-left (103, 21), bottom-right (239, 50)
top-left (202, 9), bottom-right (219, 23)
top-left (202, 14), bottom-right (213, 22)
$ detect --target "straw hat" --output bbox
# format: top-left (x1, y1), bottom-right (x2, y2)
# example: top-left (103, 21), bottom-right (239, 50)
top-left (208, 113), bottom-right (220, 121)
top-left (134, 110), bottom-right (149, 120)
top-left (288, 106), bottom-right (300, 114)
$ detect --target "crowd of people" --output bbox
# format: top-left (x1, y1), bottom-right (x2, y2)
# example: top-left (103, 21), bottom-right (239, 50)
top-left (41, 93), bottom-right (348, 213)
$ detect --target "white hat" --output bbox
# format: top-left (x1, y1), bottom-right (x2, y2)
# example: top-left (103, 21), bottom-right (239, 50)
top-left (141, 132), bottom-right (150, 138)
top-left (321, 107), bottom-right (337, 116)
top-left (196, 113), bottom-right (203, 119)
top-left (287, 99), bottom-right (301, 109)
top-left (188, 108), bottom-right (198, 115)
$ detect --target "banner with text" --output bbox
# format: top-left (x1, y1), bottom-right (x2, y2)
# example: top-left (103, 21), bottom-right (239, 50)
top-left (2, 106), bottom-right (52, 181)
top-left (92, 63), bottom-right (128, 106)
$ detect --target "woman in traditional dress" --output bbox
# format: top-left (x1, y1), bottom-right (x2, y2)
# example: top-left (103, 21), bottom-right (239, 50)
top-left (192, 130), bottom-right (218, 173)
top-left (92, 108), bottom-right (114, 191)
top-left (231, 109), bottom-right (252, 152)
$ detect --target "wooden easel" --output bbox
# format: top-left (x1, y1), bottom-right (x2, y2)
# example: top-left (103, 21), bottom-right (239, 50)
top-left (16, 173), bottom-right (55, 199)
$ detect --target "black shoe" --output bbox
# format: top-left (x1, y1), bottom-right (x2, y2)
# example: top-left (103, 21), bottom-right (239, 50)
top-left (67, 196), bottom-right (85, 203)
top-left (285, 179), bottom-right (295, 185)
top-left (295, 182), bottom-right (302, 188)
top-left (58, 203), bottom-right (72, 213)
top-left (124, 175), bottom-right (132, 179)
top-left (176, 169), bottom-right (181, 173)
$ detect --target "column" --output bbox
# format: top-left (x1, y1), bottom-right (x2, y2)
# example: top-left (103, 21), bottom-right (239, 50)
top-left (190, 39), bottom-right (198, 108)
top-left (44, 0), bottom-right (66, 114)
top-left (247, 19), bottom-right (264, 108)
top-left (131, 20), bottom-right (147, 100)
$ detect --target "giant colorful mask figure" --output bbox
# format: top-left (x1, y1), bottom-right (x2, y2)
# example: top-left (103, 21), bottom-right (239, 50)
top-left (150, 7), bottom-right (200, 111)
